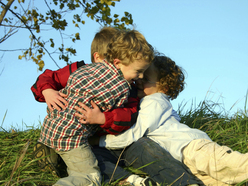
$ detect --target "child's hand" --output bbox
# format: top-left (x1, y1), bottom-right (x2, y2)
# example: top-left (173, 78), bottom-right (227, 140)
top-left (42, 89), bottom-right (68, 111)
top-left (74, 100), bottom-right (105, 125)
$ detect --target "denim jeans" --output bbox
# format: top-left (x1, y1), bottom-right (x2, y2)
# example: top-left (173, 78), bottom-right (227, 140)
top-left (93, 137), bottom-right (203, 186)
top-left (92, 145), bottom-right (131, 183)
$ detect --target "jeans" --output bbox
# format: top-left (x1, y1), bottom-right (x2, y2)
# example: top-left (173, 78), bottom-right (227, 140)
top-left (92, 146), bottom-right (131, 183)
top-left (93, 137), bottom-right (203, 186)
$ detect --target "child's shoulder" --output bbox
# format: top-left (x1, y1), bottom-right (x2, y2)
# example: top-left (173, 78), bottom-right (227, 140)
top-left (144, 92), bottom-right (169, 101)
top-left (88, 61), bottom-right (114, 69)
top-left (76, 62), bottom-right (105, 71)
top-left (142, 93), bottom-right (171, 109)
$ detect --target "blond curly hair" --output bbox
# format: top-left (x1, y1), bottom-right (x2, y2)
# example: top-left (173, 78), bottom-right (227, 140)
top-left (105, 29), bottom-right (154, 65)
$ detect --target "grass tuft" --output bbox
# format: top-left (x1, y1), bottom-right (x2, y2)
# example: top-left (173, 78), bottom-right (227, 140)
top-left (0, 128), bottom-right (59, 186)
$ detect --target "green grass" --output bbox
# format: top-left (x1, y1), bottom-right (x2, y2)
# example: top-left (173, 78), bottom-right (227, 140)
top-left (1, 98), bottom-right (248, 186)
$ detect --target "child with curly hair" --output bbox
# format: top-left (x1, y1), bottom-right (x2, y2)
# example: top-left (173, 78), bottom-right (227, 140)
top-left (82, 54), bottom-right (248, 186)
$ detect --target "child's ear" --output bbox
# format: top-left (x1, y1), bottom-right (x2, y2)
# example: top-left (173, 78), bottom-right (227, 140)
top-left (93, 52), bottom-right (102, 63)
top-left (113, 59), bottom-right (121, 69)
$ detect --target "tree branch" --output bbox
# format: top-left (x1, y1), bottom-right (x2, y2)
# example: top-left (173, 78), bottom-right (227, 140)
top-left (0, 29), bottom-right (18, 43)
top-left (0, 0), bottom-right (15, 25)
top-left (1, 1), bottom-right (60, 68)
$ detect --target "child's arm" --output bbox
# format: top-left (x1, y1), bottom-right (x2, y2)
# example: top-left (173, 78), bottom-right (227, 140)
top-left (31, 60), bottom-right (85, 110)
top-left (74, 97), bottom-right (139, 135)
top-left (99, 97), bottom-right (167, 149)
top-left (101, 97), bottom-right (139, 134)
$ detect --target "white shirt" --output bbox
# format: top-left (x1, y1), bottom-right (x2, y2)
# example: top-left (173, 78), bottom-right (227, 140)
top-left (99, 93), bottom-right (211, 161)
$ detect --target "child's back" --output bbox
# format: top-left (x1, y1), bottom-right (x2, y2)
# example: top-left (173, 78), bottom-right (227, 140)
top-left (40, 62), bottom-right (130, 151)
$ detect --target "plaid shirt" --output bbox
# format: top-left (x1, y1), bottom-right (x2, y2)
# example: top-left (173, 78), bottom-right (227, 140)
top-left (39, 62), bottom-right (130, 151)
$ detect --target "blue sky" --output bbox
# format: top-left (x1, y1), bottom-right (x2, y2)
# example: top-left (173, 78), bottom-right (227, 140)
top-left (0, 0), bottom-right (248, 131)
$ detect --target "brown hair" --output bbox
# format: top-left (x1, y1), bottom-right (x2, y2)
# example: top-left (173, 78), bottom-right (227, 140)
top-left (153, 55), bottom-right (185, 100)
top-left (91, 27), bottom-right (119, 62)
top-left (105, 29), bottom-right (154, 65)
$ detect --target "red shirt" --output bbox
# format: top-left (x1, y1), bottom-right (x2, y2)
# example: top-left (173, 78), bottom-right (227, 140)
top-left (31, 61), bottom-right (139, 135)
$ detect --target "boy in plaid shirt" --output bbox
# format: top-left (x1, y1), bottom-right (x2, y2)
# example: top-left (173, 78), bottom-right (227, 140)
top-left (38, 29), bottom-right (154, 186)
top-left (32, 27), bottom-right (145, 182)
top-left (32, 27), bottom-right (139, 137)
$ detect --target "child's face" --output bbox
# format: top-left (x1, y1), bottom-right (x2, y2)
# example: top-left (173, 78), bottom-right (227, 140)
top-left (117, 59), bottom-right (150, 84)
top-left (136, 64), bottom-right (160, 98)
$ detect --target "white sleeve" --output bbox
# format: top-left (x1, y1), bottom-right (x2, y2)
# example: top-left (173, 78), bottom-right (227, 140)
top-left (99, 97), bottom-right (169, 149)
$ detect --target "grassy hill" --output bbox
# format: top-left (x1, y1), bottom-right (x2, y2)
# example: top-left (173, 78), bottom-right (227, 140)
top-left (1, 99), bottom-right (248, 186)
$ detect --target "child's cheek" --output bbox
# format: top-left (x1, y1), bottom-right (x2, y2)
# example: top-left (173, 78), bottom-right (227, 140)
top-left (143, 86), bottom-right (150, 96)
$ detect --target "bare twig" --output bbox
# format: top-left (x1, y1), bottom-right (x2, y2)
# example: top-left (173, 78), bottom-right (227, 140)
top-left (168, 172), bottom-right (185, 186)
top-left (1, 110), bottom-right (8, 132)
top-left (10, 177), bottom-right (38, 186)
top-left (0, 29), bottom-right (18, 44)
top-left (109, 146), bottom-right (127, 184)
